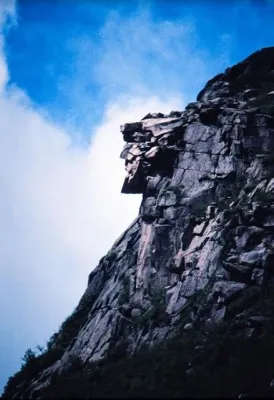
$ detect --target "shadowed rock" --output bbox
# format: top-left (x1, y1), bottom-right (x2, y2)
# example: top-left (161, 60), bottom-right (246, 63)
top-left (4, 46), bottom-right (274, 399)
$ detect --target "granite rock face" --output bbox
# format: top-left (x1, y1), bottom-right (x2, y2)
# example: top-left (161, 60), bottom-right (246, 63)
top-left (5, 47), bottom-right (274, 398)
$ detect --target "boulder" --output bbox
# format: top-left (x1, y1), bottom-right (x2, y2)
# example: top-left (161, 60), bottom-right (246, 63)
top-left (222, 261), bottom-right (252, 283)
top-left (199, 107), bottom-right (219, 125)
top-left (213, 281), bottom-right (246, 302)
top-left (158, 190), bottom-right (178, 207)
top-left (120, 122), bottom-right (142, 134)
top-left (183, 322), bottom-right (193, 331)
top-left (243, 88), bottom-right (258, 100)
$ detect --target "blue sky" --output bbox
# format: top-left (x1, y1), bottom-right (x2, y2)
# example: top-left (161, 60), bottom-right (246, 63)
top-left (1, 0), bottom-right (274, 393)
top-left (5, 0), bottom-right (274, 134)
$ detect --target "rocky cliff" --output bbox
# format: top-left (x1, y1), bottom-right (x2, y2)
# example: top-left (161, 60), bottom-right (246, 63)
top-left (3, 47), bottom-right (274, 398)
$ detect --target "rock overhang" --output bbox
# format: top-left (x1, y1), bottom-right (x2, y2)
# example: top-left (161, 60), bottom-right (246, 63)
top-left (5, 46), bottom-right (274, 400)
top-left (120, 115), bottom-right (184, 194)
top-left (120, 47), bottom-right (274, 196)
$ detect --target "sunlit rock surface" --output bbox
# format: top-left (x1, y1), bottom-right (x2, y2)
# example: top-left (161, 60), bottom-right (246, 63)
top-left (4, 47), bottom-right (274, 399)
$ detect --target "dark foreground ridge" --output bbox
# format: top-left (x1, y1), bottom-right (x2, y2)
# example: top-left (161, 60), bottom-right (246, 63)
top-left (3, 47), bottom-right (274, 398)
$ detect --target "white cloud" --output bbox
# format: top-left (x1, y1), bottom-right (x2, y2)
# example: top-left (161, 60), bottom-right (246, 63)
top-left (93, 7), bottom-right (207, 99)
top-left (0, 0), bottom-right (16, 89)
top-left (2, 0), bottom-right (272, 392)
top-left (0, 4), bottom-right (185, 390)
top-left (0, 88), bottom-right (183, 324)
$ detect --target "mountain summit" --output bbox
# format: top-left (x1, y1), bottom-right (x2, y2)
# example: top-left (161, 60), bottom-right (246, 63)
top-left (3, 47), bottom-right (274, 398)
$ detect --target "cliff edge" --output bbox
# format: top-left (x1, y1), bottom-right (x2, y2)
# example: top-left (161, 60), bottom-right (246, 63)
top-left (3, 47), bottom-right (274, 398)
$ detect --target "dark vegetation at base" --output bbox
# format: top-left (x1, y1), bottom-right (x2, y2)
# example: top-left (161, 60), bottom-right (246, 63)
top-left (3, 46), bottom-right (274, 399)
top-left (137, 288), bottom-right (170, 327)
top-left (2, 300), bottom-right (92, 399)
top-left (4, 289), bottom-right (274, 399)
top-left (32, 321), bottom-right (274, 398)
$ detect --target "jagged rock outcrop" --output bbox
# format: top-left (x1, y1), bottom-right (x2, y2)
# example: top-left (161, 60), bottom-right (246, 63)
top-left (3, 47), bottom-right (274, 398)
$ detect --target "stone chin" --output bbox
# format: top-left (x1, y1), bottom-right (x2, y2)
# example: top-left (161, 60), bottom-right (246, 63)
top-left (120, 116), bottom-right (183, 194)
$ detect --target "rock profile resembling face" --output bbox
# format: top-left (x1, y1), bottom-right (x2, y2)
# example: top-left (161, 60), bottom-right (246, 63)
top-left (120, 115), bottom-right (185, 194)
top-left (4, 46), bottom-right (274, 400)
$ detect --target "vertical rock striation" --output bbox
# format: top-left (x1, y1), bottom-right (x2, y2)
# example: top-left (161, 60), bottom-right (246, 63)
top-left (3, 47), bottom-right (274, 398)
